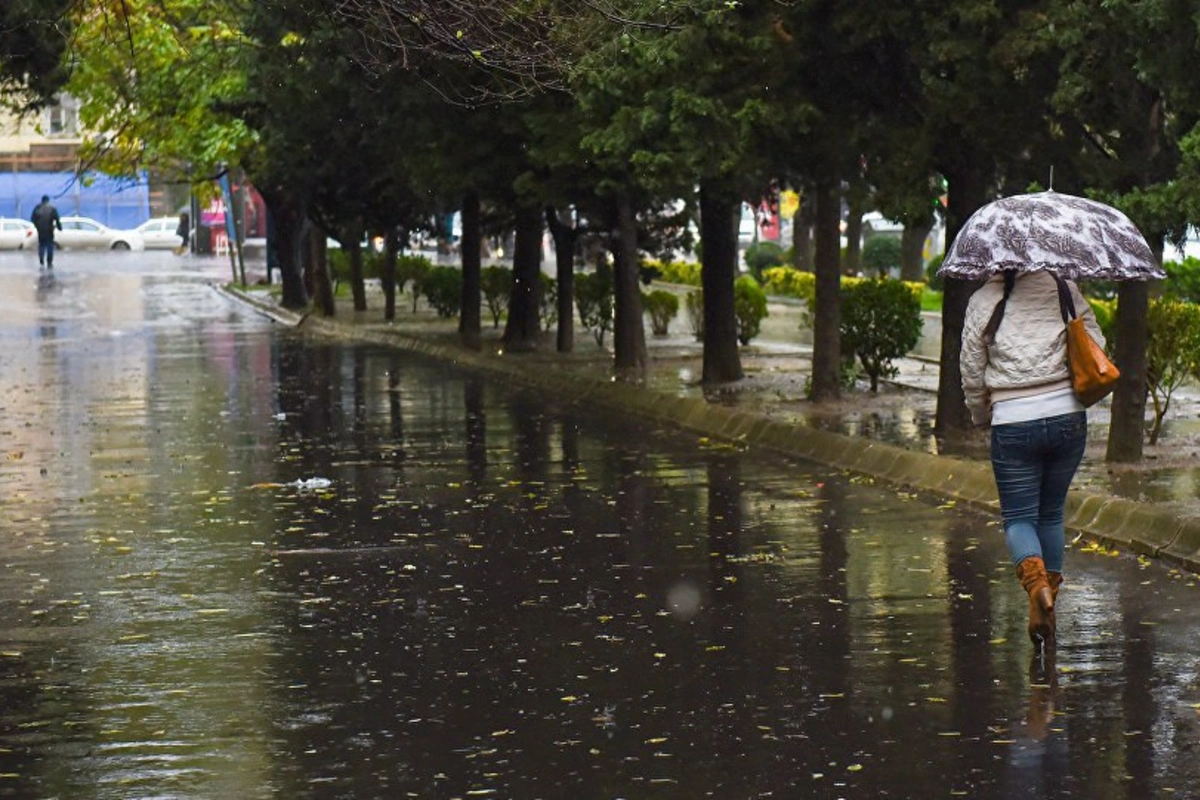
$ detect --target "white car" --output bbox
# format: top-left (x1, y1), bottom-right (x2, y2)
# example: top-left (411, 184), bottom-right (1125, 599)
top-left (136, 216), bottom-right (188, 250)
top-left (0, 218), bottom-right (36, 250)
top-left (56, 216), bottom-right (145, 251)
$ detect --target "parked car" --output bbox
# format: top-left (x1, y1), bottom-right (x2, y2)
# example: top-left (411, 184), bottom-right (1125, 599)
top-left (0, 218), bottom-right (36, 250)
top-left (56, 216), bottom-right (145, 251)
top-left (136, 216), bottom-right (188, 250)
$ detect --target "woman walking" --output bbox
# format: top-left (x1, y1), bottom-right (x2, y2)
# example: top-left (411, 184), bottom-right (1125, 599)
top-left (959, 268), bottom-right (1100, 650)
top-left (940, 191), bottom-right (1163, 657)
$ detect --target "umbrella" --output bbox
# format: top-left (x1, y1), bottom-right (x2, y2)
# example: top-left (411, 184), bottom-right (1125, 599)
top-left (937, 191), bottom-right (1165, 281)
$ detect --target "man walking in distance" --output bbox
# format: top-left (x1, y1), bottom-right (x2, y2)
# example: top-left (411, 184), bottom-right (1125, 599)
top-left (31, 194), bottom-right (62, 270)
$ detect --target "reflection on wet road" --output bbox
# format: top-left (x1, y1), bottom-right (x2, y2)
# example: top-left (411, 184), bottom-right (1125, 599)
top-left (1, 258), bottom-right (1199, 798)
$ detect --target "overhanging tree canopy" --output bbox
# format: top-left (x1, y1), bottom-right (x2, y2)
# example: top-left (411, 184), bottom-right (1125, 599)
top-left (0, 0), bottom-right (72, 108)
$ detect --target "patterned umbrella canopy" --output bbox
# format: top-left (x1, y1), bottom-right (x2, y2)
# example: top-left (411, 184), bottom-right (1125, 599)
top-left (937, 191), bottom-right (1164, 281)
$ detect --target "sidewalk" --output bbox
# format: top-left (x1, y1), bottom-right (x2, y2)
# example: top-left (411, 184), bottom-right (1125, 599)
top-left (222, 281), bottom-right (1200, 576)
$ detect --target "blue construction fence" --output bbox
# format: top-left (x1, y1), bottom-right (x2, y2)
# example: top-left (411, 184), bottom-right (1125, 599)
top-left (0, 171), bottom-right (150, 229)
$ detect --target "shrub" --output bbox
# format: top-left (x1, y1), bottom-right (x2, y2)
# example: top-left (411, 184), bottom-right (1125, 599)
top-left (841, 275), bottom-right (924, 301)
top-left (643, 289), bottom-right (680, 336)
top-left (685, 289), bottom-right (704, 341)
top-left (325, 248), bottom-right (387, 297)
top-left (734, 275), bottom-right (769, 345)
top-left (743, 241), bottom-right (786, 281)
top-left (397, 255), bottom-right (434, 312)
top-left (539, 275), bottom-right (558, 332)
top-left (840, 277), bottom-right (922, 391)
top-left (1081, 278), bottom-right (1117, 301)
top-left (422, 266), bottom-right (462, 317)
top-left (761, 266), bottom-right (922, 329)
top-left (862, 236), bottom-right (902, 276)
top-left (762, 266), bottom-right (816, 306)
top-left (1163, 256), bottom-right (1200, 304)
top-left (327, 249), bottom-right (351, 285)
top-left (639, 262), bottom-right (662, 285)
top-left (1145, 298), bottom-right (1200, 444)
top-left (1087, 297), bottom-right (1118, 350)
top-left (362, 249), bottom-right (387, 279)
top-left (924, 253), bottom-right (945, 291)
top-left (651, 259), bottom-right (703, 286)
top-left (575, 270), bottom-right (614, 348)
top-left (481, 265), bottom-right (512, 328)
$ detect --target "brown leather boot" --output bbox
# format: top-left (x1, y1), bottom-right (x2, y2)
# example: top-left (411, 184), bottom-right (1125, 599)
top-left (1048, 571), bottom-right (1063, 603)
top-left (1016, 557), bottom-right (1055, 647)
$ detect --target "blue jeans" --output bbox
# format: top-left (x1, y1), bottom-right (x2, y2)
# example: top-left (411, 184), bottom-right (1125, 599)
top-left (990, 412), bottom-right (1087, 573)
top-left (38, 238), bottom-right (54, 266)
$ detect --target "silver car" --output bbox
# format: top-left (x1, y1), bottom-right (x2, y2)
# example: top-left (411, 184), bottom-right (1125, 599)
top-left (0, 218), bottom-right (36, 250)
top-left (57, 216), bottom-right (146, 251)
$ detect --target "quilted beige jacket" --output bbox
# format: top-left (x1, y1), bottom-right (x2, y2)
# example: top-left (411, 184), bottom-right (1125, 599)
top-left (960, 269), bottom-right (1105, 426)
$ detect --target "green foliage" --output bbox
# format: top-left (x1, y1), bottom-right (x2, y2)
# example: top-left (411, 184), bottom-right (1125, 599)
top-left (481, 265), bottom-right (513, 328)
top-left (734, 275), bottom-right (769, 345)
top-left (421, 266), bottom-right (462, 318)
top-left (1163, 257), bottom-right (1200, 304)
top-left (840, 278), bottom-right (923, 391)
top-left (762, 266), bottom-right (817, 307)
top-left (66, 1), bottom-right (254, 183)
top-left (327, 249), bottom-right (351, 285)
top-left (862, 236), bottom-right (903, 277)
top-left (643, 289), bottom-right (680, 336)
top-left (397, 255), bottom-right (434, 313)
top-left (539, 275), bottom-right (558, 332)
top-left (685, 289), bottom-right (704, 341)
top-left (575, 270), bottom-right (614, 348)
top-left (0, 0), bottom-right (72, 105)
top-left (763, 265), bottom-right (925, 329)
top-left (1145, 299), bottom-right (1200, 444)
top-left (1087, 297), bottom-right (1118, 353)
top-left (924, 253), bottom-right (945, 291)
top-left (363, 249), bottom-right (388, 280)
top-left (743, 241), bottom-right (786, 281)
top-left (326, 247), bottom-right (386, 287)
top-left (648, 259), bottom-right (703, 286)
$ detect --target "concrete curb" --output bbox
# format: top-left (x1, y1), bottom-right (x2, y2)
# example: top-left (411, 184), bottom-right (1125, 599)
top-left (218, 285), bottom-right (1200, 576)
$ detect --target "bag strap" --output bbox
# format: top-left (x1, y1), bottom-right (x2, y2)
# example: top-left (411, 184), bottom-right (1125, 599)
top-left (982, 270), bottom-right (1018, 344)
top-left (1050, 271), bottom-right (1077, 323)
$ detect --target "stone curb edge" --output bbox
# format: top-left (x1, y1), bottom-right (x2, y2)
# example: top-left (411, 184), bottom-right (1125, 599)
top-left (217, 284), bottom-right (1200, 576)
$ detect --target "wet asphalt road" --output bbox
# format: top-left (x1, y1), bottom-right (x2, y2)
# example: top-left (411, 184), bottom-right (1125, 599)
top-left (1, 252), bottom-right (1200, 799)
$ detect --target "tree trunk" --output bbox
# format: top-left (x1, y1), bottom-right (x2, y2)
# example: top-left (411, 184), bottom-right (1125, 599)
top-left (1108, 89), bottom-right (1167, 462)
top-left (310, 224), bottom-right (335, 316)
top-left (546, 206), bottom-right (576, 353)
top-left (900, 220), bottom-right (931, 281)
top-left (382, 227), bottom-right (400, 322)
top-left (459, 192), bottom-right (482, 350)
top-left (613, 189), bottom-right (647, 377)
top-left (698, 182), bottom-right (744, 383)
top-left (792, 190), bottom-right (815, 271)
top-left (809, 178), bottom-right (842, 402)
top-left (345, 220), bottom-right (367, 312)
top-left (843, 195), bottom-right (864, 276)
top-left (935, 161), bottom-right (987, 436)
top-left (1106, 279), bottom-right (1151, 462)
top-left (299, 216), bottom-right (315, 299)
top-left (265, 207), bottom-right (277, 286)
top-left (260, 189), bottom-right (308, 310)
top-left (501, 203), bottom-right (543, 351)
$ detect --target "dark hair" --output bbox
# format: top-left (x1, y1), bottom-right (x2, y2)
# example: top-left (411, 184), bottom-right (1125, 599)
top-left (982, 270), bottom-right (1018, 345)
top-left (41, 194), bottom-right (49, 203)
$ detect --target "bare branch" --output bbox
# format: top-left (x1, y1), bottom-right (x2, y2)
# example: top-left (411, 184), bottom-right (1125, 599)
top-left (328, 0), bottom-right (694, 103)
